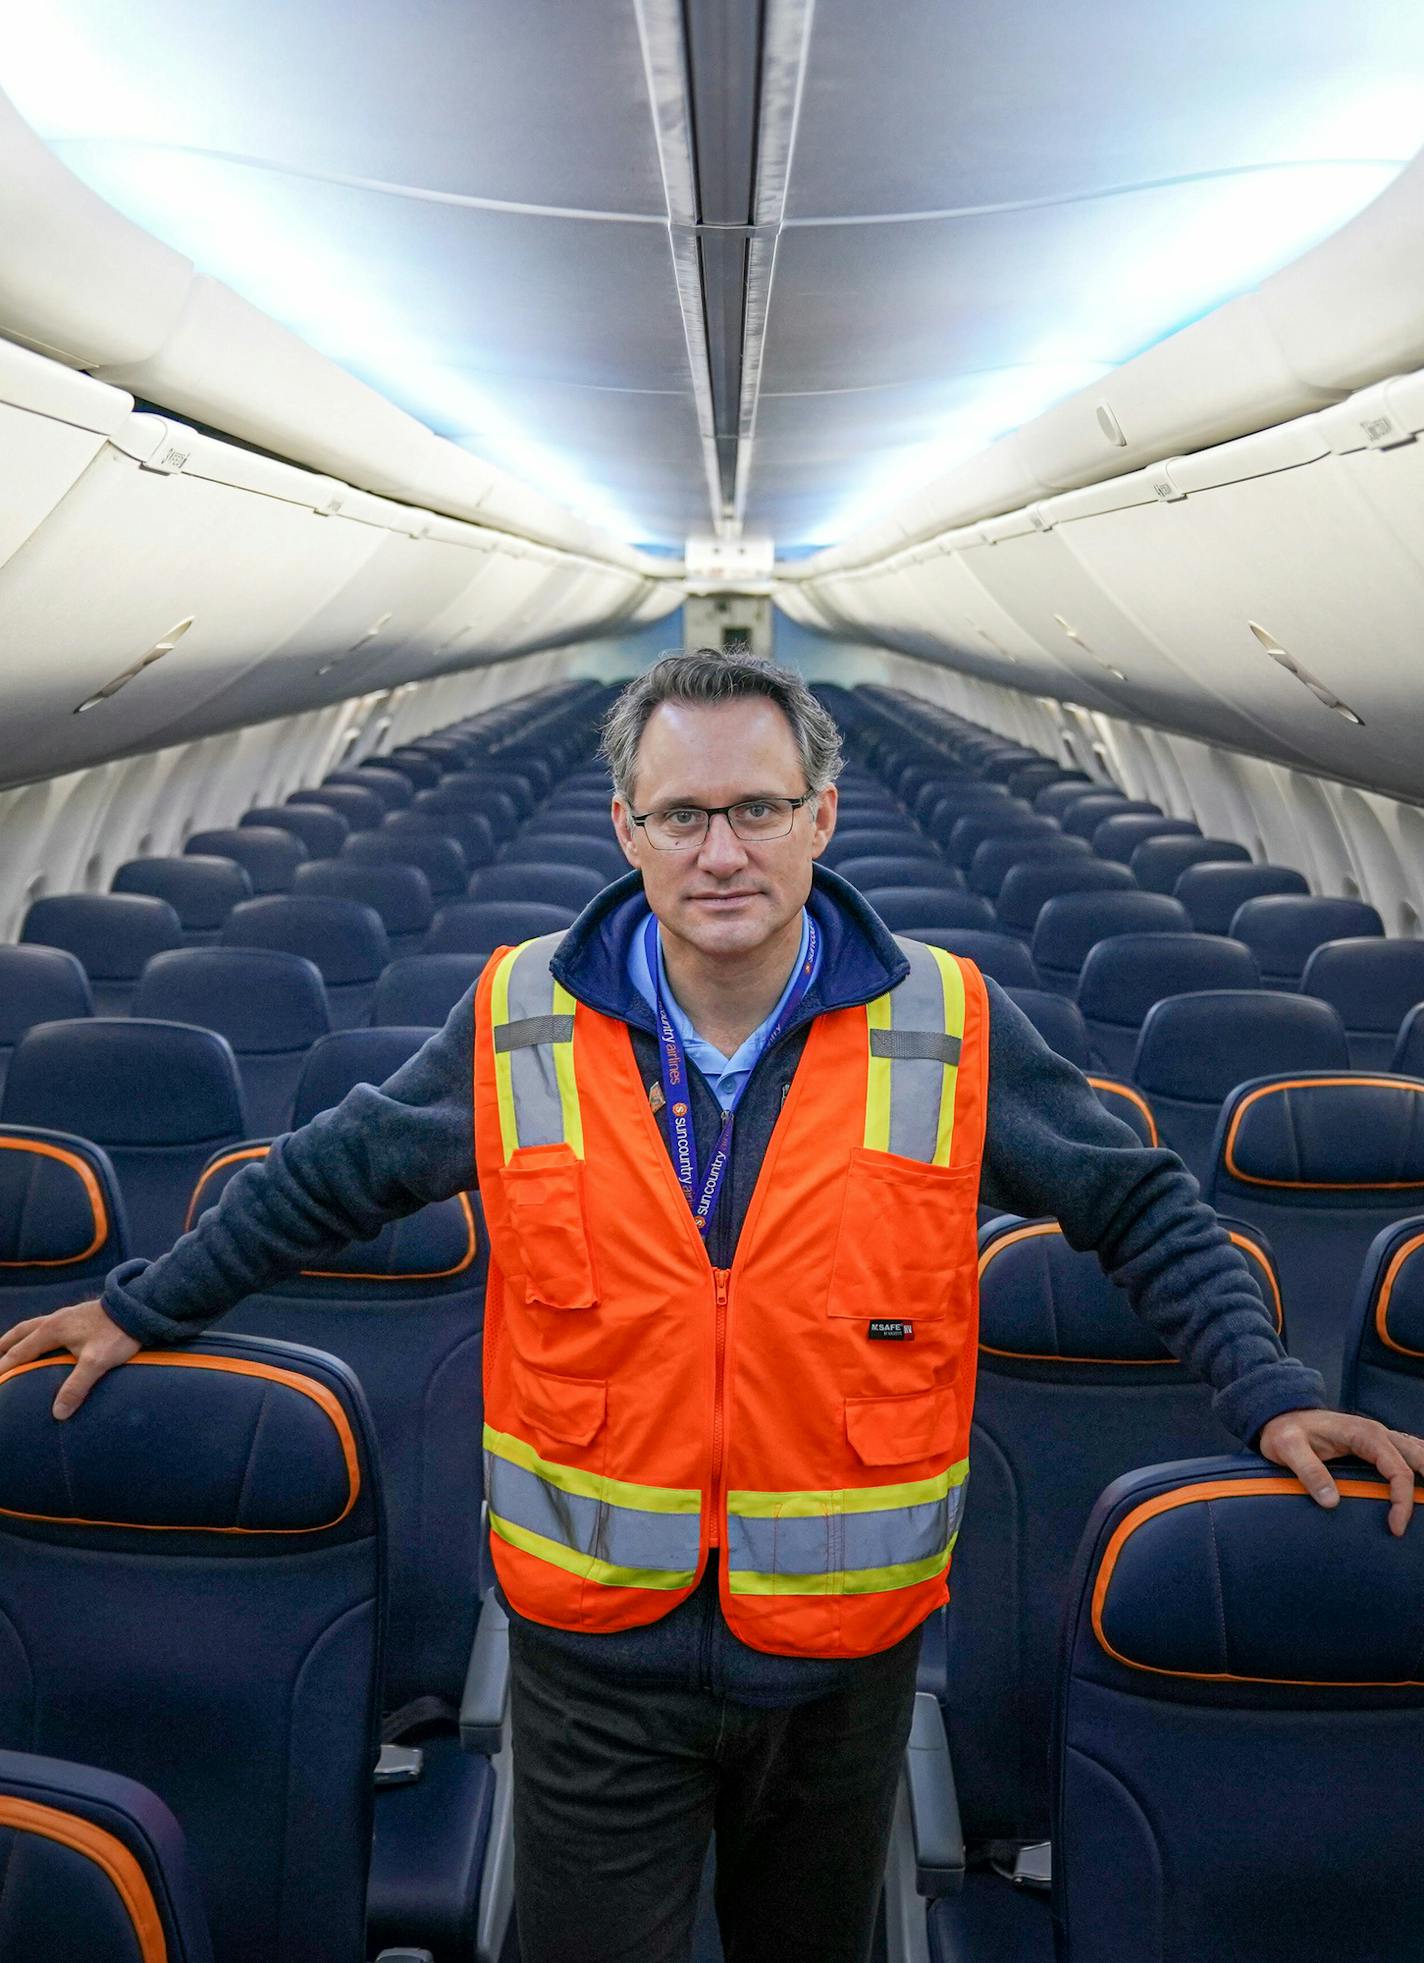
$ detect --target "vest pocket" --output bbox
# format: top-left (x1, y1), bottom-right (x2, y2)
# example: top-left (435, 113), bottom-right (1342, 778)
top-left (513, 1354), bottom-right (607, 1450)
top-left (845, 1384), bottom-right (958, 1466)
top-left (825, 1147), bottom-right (977, 1323)
top-left (499, 1143), bottom-right (599, 1311)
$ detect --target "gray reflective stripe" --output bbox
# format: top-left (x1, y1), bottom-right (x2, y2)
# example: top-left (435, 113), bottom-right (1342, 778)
top-left (485, 1450), bottom-right (701, 1578)
top-left (869, 1028), bottom-right (961, 1066)
top-left (885, 938), bottom-right (954, 1163)
top-left (495, 1013), bottom-right (575, 1053)
top-left (501, 934), bottom-right (573, 1152)
top-left (726, 1487), bottom-right (966, 1582)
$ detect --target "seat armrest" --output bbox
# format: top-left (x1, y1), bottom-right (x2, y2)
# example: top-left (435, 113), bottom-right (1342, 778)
top-left (906, 1692), bottom-right (964, 1898)
top-left (460, 1587), bottom-right (510, 1757)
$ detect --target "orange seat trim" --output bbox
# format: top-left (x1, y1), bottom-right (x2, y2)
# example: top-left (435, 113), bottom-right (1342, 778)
top-left (0, 1794), bottom-right (168, 1962)
top-left (1373, 1229), bottom-right (1424, 1358)
top-left (1086, 1077), bottom-right (1160, 1147)
top-left (0, 1136), bottom-right (108, 1268)
top-left (1223, 1077), bottom-right (1424, 1190)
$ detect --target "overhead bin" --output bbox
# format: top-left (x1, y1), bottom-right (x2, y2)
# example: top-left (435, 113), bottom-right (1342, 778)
top-left (0, 338), bottom-right (133, 572)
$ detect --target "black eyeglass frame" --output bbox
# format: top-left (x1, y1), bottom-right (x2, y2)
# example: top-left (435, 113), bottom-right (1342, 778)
top-left (628, 792), bottom-right (816, 849)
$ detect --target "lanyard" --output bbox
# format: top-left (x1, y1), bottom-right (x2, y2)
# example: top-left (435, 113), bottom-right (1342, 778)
top-left (646, 912), bottom-right (819, 1237)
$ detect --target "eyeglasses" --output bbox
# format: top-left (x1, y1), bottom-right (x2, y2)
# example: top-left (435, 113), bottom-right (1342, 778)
top-left (629, 794), bottom-right (814, 851)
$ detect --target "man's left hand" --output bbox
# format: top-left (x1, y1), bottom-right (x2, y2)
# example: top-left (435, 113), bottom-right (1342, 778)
top-left (1258, 1408), bottom-right (1424, 1535)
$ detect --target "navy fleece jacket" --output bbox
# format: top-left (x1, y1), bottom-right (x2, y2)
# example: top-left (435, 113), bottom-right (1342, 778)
top-left (100, 868), bottom-right (1325, 1697)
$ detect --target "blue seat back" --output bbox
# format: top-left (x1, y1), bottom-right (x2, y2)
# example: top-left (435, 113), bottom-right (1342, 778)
top-left (994, 858), bottom-right (1135, 939)
top-left (324, 765), bottom-right (413, 811)
top-left (0, 1021), bottom-right (246, 1260)
top-left (0, 946), bottom-right (92, 1100)
top-left (943, 1219), bottom-right (1277, 1842)
top-left (21, 895), bottom-right (183, 1013)
top-left (498, 834), bottom-right (628, 882)
top-left (1076, 932), bottom-right (1259, 1074)
top-left (469, 862), bottom-right (607, 913)
top-left (293, 859), bottom-right (435, 953)
top-left (0, 1125), bottom-right (127, 1328)
top-left (1002, 987), bottom-right (1092, 1068)
top-left (385, 806), bottom-right (496, 869)
top-left (1394, 1003), bottom-right (1424, 1075)
top-left (133, 950), bottom-right (331, 1137)
top-left (1342, 1217), bottom-right (1424, 1433)
top-left (1089, 1074), bottom-right (1159, 1146)
top-left (0, 1749), bottom-right (213, 1963)
top-left (1091, 812), bottom-right (1200, 862)
top-left (242, 802), bottom-right (350, 859)
top-left (426, 901), bottom-right (575, 956)
top-left (965, 831), bottom-right (1089, 898)
top-left (372, 956), bottom-right (483, 1030)
top-left (291, 1027), bottom-right (436, 1126)
top-left (945, 808), bottom-right (1049, 871)
top-left (1208, 1071), bottom-right (1424, 1395)
top-left (289, 784), bottom-right (386, 832)
top-left (1030, 892), bottom-right (1190, 995)
top-left (416, 785), bottom-right (517, 841)
top-left (186, 827), bottom-right (306, 895)
top-left (1057, 1455), bottom-right (1424, 1963)
top-left (1300, 937), bottom-right (1424, 1069)
top-left (342, 827), bottom-right (468, 901)
top-left (832, 855), bottom-right (963, 895)
top-left (1035, 780), bottom-right (1110, 822)
top-left (381, 751), bottom-right (442, 791)
top-left (220, 897), bottom-right (390, 1028)
top-left (1174, 860), bottom-right (1309, 933)
top-left (1060, 794), bottom-right (1159, 840)
top-left (1230, 895), bottom-right (1385, 987)
top-left (907, 929), bottom-right (1039, 990)
top-left (863, 888), bottom-right (996, 933)
top-left (0, 1336), bottom-right (383, 1963)
top-left (1129, 834), bottom-right (1249, 894)
top-left (820, 828), bottom-right (939, 868)
top-left (113, 857), bottom-right (252, 939)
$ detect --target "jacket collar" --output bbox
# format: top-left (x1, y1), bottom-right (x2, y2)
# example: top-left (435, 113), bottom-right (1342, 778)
top-left (548, 864), bottom-right (910, 1036)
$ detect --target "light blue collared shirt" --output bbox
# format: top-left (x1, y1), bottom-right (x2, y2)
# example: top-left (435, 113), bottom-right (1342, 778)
top-left (628, 909), bottom-right (817, 1111)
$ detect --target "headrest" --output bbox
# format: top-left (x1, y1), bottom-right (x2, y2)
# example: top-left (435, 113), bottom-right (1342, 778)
top-left (0, 1128), bottom-right (124, 1274)
top-left (1300, 937), bottom-right (1424, 1033)
top-left (864, 889), bottom-right (997, 933)
top-left (1127, 835), bottom-right (1249, 893)
top-left (288, 784), bottom-right (386, 831)
top-left (1035, 780), bottom-right (1104, 820)
top-left (908, 929), bottom-right (1038, 990)
top-left (1174, 862), bottom-right (1309, 934)
top-left (426, 901), bottom-right (575, 955)
top-left (977, 1218), bottom-right (1279, 1363)
top-left (807, 854), bottom-right (949, 892)
top-left (133, 950), bottom-right (330, 1052)
top-left (371, 955), bottom-right (482, 1029)
top-left (1229, 896), bottom-right (1384, 981)
top-left (190, 1145), bottom-right (478, 1282)
top-left (946, 808), bottom-right (1045, 865)
top-left (1088, 1077), bottom-right (1159, 1146)
top-left (1352, 1218), bottom-right (1424, 1372)
top-left (1, 1021), bottom-right (245, 1147)
top-left (243, 803), bottom-right (349, 858)
top-left (1003, 987), bottom-right (1092, 1068)
top-left (1216, 1073), bottom-right (1424, 1194)
top-left (21, 895), bottom-right (182, 981)
top-left (1395, 1005), bottom-right (1424, 1077)
top-left (965, 832), bottom-right (1088, 897)
top-left (1060, 795), bottom-right (1160, 840)
top-left (293, 860), bottom-right (435, 934)
top-left (382, 752), bottom-right (441, 790)
top-left (221, 896), bottom-right (390, 982)
top-left (471, 864), bottom-right (607, 907)
top-left (342, 830), bottom-right (467, 890)
top-left (1135, 991), bottom-right (1349, 1100)
top-left (292, 1028), bottom-right (434, 1126)
top-left (325, 765), bottom-right (412, 810)
top-left (0, 947), bottom-right (92, 1043)
top-left (1091, 814), bottom-right (1199, 863)
top-left (0, 1341), bottom-right (362, 1535)
top-left (994, 858), bottom-right (1135, 933)
top-left (112, 855), bottom-right (252, 930)
top-left (1077, 935), bottom-right (1259, 1023)
top-left (1087, 1460), bottom-right (1424, 1685)
top-left (1031, 892), bottom-right (1190, 972)
top-left (186, 828), bottom-right (306, 893)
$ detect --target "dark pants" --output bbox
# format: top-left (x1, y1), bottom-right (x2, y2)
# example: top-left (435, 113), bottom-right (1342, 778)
top-left (509, 1621), bottom-right (921, 1963)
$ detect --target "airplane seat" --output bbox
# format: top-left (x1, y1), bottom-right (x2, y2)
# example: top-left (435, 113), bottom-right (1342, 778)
top-left (1008, 763), bottom-right (1082, 802)
top-left (112, 856), bottom-right (254, 944)
top-left (1131, 991), bottom-right (1350, 1186)
top-left (1052, 1455), bottom-right (1424, 1963)
top-left (819, 827), bottom-right (941, 868)
top-left (1128, 833), bottom-right (1250, 894)
top-left (0, 1749), bottom-right (215, 1963)
top-left (0, 1019), bottom-right (247, 1260)
top-left (415, 785), bottom-right (520, 842)
top-left (945, 809), bottom-right (1051, 872)
top-left (1089, 812), bottom-right (1200, 863)
top-left (1074, 932), bottom-right (1259, 1074)
top-left (498, 832), bottom-right (630, 883)
top-left (919, 786), bottom-right (1009, 831)
top-left (965, 831), bottom-right (1090, 898)
top-left (1206, 1070), bottom-right (1424, 1397)
top-left (1085, 1075), bottom-right (1159, 1146)
top-left (863, 887), bottom-right (997, 934)
top-left (469, 861), bottom-right (607, 913)
top-left (832, 854), bottom-right (965, 895)
top-left (220, 895), bottom-right (391, 1028)
top-left (1298, 937), bottom-right (1424, 1068)
top-left (386, 804), bottom-right (498, 870)
top-left (1029, 892), bottom-right (1190, 997)
top-left (324, 764), bottom-right (414, 811)
top-left (292, 859), bottom-right (436, 959)
top-left (185, 826), bottom-right (308, 896)
top-left (132, 948), bottom-right (332, 1137)
top-left (440, 769), bottom-right (538, 820)
top-left (1034, 780), bottom-right (1113, 822)
top-left (1230, 896), bottom-right (1385, 989)
top-left (20, 893), bottom-right (184, 1015)
top-left (1174, 860), bottom-right (1310, 934)
top-left (921, 1221), bottom-right (1279, 1962)
top-left (342, 826), bottom-right (469, 903)
top-left (1002, 988), bottom-right (1092, 1069)
top-left (382, 751), bottom-right (444, 792)
top-left (0, 945), bottom-right (93, 1099)
top-left (1342, 1216), bottom-right (1424, 1433)
top-left (993, 859), bottom-right (1136, 941)
top-left (426, 900), bottom-right (577, 957)
top-left (242, 801), bottom-right (351, 860)
top-left (1393, 1003), bottom-right (1424, 1076)
top-left (1059, 794), bottom-right (1160, 841)
top-left (288, 783), bottom-right (388, 833)
top-left (0, 1124), bottom-right (126, 1330)
top-left (0, 1334), bottom-right (385, 1963)
top-left (372, 956), bottom-right (485, 1030)
top-left (290, 1028), bottom-right (437, 1126)
top-left (907, 929), bottom-right (1040, 991)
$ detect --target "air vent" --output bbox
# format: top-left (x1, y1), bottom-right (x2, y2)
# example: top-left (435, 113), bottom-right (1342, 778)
top-left (1053, 613), bottom-right (1126, 684)
top-left (74, 617), bottom-right (194, 714)
top-left (1247, 622), bottom-right (1364, 725)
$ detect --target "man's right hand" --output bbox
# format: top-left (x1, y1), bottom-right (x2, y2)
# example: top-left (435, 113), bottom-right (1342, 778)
top-left (0, 1300), bottom-right (140, 1418)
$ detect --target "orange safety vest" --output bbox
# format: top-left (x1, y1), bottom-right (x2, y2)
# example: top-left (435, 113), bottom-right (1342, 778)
top-left (472, 931), bottom-right (989, 1660)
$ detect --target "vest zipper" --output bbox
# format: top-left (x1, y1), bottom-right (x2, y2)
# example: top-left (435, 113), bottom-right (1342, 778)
top-left (709, 1266), bottom-right (731, 1548)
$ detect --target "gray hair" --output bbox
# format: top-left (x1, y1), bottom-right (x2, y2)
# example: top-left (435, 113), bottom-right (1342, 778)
top-left (600, 647), bottom-right (843, 802)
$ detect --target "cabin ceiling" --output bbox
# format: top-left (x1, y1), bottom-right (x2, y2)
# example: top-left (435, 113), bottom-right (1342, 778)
top-left (4, 1), bottom-right (1424, 553)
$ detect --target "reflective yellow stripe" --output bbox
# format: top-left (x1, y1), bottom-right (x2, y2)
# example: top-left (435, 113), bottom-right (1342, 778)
top-left (483, 1423), bottom-right (701, 1515)
top-left (727, 1459), bottom-right (969, 1520)
top-left (550, 978), bottom-right (584, 1159)
top-left (925, 944), bottom-right (965, 1168)
top-left (489, 1511), bottom-right (698, 1591)
top-left (863, 989), bottom-right (893, 1152)
top-left (727, 1535), bottom-right (959, 1598)
top-left (490, 945), bottom-right (522, 1162)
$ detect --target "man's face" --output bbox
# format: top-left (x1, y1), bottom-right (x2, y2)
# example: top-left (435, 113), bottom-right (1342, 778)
top-left (612, 696), bottom-right (837, 960)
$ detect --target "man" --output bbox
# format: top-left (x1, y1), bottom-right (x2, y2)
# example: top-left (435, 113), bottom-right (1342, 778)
top-left (2, 648), bottom-right (1420, 1963)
